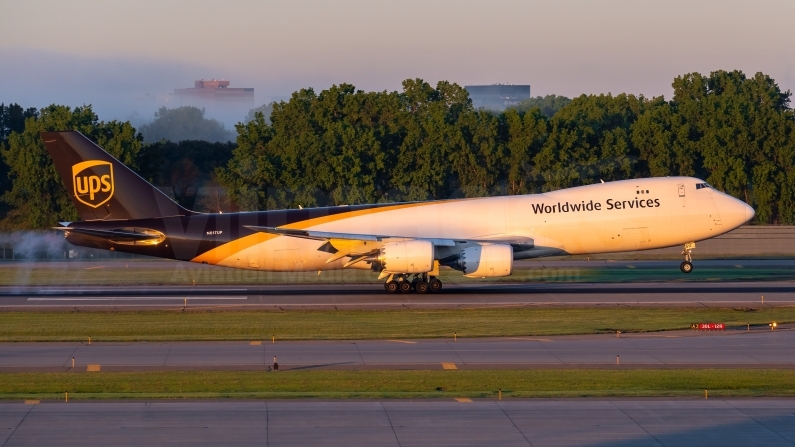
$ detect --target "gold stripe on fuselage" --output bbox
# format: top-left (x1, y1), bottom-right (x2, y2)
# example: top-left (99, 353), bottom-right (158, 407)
top-left (191, 232), bottom-right (276, 264)
top-left (189, 201), bottom-right (437, 265)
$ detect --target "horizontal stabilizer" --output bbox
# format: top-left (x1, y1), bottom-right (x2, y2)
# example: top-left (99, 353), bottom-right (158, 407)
top-left (53, 227), bottom-right (164, 244)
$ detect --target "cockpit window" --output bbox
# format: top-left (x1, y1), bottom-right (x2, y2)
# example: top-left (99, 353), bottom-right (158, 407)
top-left (695, 182), bottom-right (712, 190)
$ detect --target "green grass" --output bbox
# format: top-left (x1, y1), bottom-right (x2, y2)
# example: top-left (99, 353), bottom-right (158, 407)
top-left (2, 370), bottom-right (794, 399)
top-left (1, 307), bottom-right (792, 341)
top-left (1, 260), bottom-right (794, 285)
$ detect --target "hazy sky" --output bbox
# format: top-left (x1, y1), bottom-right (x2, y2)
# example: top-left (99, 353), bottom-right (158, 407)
top-left (1, 0), bottom-right (794, 123)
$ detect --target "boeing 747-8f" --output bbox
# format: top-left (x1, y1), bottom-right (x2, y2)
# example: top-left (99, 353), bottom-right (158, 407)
top-left (42, 131), bottom-right (754, 293)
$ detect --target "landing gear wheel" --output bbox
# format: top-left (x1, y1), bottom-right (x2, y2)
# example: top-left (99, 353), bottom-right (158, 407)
top-left (385, 281), bottom-right (399, 293)
top-left (399, 281), bottom-right (413, 293)
top-left (680, 261), bottom-right (693, 274)
top-left (429, 278), bottom-right (443, 293)
top-left (415, 281), bottom-right (430, 294)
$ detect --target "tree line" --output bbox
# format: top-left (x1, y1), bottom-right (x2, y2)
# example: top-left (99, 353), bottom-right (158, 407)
top-left (219, 71), bottom-right (794, 224)
top-left (1, 69), bottom-right (793, 229)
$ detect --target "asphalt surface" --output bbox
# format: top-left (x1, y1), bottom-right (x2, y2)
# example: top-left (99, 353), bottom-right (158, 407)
top-left (3, 328), bottom-right (794, 372)
top-left (1, 281), bottom-right (793, 310)
top-left (2, 259), bottom-right (794, 309)
top-left (3, 399), bottom-right (795, 446)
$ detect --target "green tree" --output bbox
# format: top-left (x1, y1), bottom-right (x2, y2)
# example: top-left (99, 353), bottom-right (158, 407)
top-left (245, 103), bottom-right (275, 124)
top-left (451, 110), bottom-right (504, 197)
top-left (1, 105), bottom-right (142, 229)
top-left (139, 106), bottom-right (234, 143)
top-left (218, 79), bottom-right (473, 209)
top-left (672, 71), bottom-right (792, 223)
top-left (534, 93), bottom-right (648, 191)
top-left (138, 140), bottom-right (236, 209)
top-left (511, 95), bottom-right (572, 117)
top-left (634, 70), bottom-right (795, 223)
top-left (502, 108), bottom-right (548, 194)
top-left (631, 97), bottom-right (700, 178)
top-left (389, 79), bottom-right (472, 201)
top-left (1, 104), bottom-right (38, 143)
top-left (0, 104), bottom-right (39, 219)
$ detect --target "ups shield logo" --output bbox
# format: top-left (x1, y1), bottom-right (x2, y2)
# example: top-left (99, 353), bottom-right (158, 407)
top-left (72, 160), bottom-right (114, 208)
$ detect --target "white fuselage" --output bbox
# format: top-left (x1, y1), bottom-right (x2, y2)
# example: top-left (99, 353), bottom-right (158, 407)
top-left (211, 177), bottom-right (754, 272)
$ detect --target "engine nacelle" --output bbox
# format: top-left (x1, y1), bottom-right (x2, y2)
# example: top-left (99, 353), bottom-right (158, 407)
top-left (457, 244), bottom-right (513, 277)
top-left (378, 240), bottom-right (434, 274)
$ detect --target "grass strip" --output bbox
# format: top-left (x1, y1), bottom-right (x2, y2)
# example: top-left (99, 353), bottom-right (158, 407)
top-left (2, 370), bottom-right (794, 399)
top-left (1, 307), bottom-right (792, 341)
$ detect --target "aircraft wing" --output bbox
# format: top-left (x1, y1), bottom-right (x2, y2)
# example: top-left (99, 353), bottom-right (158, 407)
top-left (243, 225), bottom-right (533, 265)
top-left (244, 225), bottom-right (455, 245)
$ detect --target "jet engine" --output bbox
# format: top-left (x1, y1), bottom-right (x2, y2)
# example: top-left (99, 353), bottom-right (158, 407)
top-left (454, 244), bottom-right (513, 277)
top-left (377, 240), bottom-right (434, 274)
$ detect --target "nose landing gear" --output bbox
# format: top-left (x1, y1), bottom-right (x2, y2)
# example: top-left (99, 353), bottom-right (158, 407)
top-left (680, 242), bottom-right (695, 273)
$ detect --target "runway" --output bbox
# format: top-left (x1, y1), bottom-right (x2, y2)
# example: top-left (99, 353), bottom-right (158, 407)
top-left (1, 281), bottom-right (795, 309)
top-left (1, 258), bottom-right (794, 309)
top-left (3, 398), bottom-right (795, 446)
top-left (3, 328), bottom-right (794, 372)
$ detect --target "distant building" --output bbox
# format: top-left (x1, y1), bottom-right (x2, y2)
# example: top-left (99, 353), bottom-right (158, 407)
top-left (464, 84), bottom-right (530, 110)
top-left (174, 79), bottom-right (254, 102)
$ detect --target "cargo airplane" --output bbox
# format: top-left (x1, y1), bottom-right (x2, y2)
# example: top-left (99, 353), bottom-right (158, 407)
top-left (43, 131), bottom-right (755, 293)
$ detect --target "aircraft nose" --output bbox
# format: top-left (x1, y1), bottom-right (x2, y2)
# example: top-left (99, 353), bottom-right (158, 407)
top-left (713, 190), bottom-right (754, 229)
top-left (744, 202), bottom-right (755, 223)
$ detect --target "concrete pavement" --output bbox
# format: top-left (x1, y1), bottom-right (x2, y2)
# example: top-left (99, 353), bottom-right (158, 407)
top-left (2, 399), bottom-right (795, 446)
top-left (3, 328), bottom-right (794, 372)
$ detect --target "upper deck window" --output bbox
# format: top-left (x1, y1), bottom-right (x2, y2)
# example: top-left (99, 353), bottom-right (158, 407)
top-left (695, 183), bottom-right (712, 190)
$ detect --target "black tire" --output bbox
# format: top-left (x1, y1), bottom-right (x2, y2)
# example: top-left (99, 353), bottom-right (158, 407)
top-left (429, 278), bottom-right (443, 293)
top-left (680, 261), bottom-right (693, 273)
top-left (385, 281), bottom-right (399, 293)
top-left (416, 281), bottom-right (430, 294)
top-left (399, 281), bottom-right (413, 293)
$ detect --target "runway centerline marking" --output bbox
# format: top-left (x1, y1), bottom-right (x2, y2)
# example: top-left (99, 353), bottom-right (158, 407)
top-left (26, 296), bottom-right (248, 301)
top-left (33, 288), bottom-right (249, 293)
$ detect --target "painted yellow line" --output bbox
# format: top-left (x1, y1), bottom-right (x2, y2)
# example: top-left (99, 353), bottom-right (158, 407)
top-left (441, 362), bottom-right (457, 370)
top-left (87, 364), bottom-right (101, 372)
top-left (249, 341), bottom-right (262, 346)
top-left (510, 338), bottom-right (552, 342)
top-left (388, 340), bottom-right (417, 344)
top-left (454, 398), bottom-right (473, 403)
top-left (24, 400), bottom-right (40, 405)
top-left (84, 266), bottom-right (105, 270)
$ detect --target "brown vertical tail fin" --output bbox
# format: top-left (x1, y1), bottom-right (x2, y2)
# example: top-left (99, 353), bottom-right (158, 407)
top-left (41, 131), bottom-right (191, 221)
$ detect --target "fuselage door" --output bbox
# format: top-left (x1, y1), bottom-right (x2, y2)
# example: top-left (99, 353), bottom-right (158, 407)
top-left (248, 252), bottom-right (260, 269)
top-left (678, 183), bottom-right (685, 197)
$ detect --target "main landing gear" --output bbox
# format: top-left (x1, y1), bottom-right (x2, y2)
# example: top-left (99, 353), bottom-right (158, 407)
top-left (680, 242), bottom-right (695, 274)
top-left (384, 273), bottom-right (442, 294)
